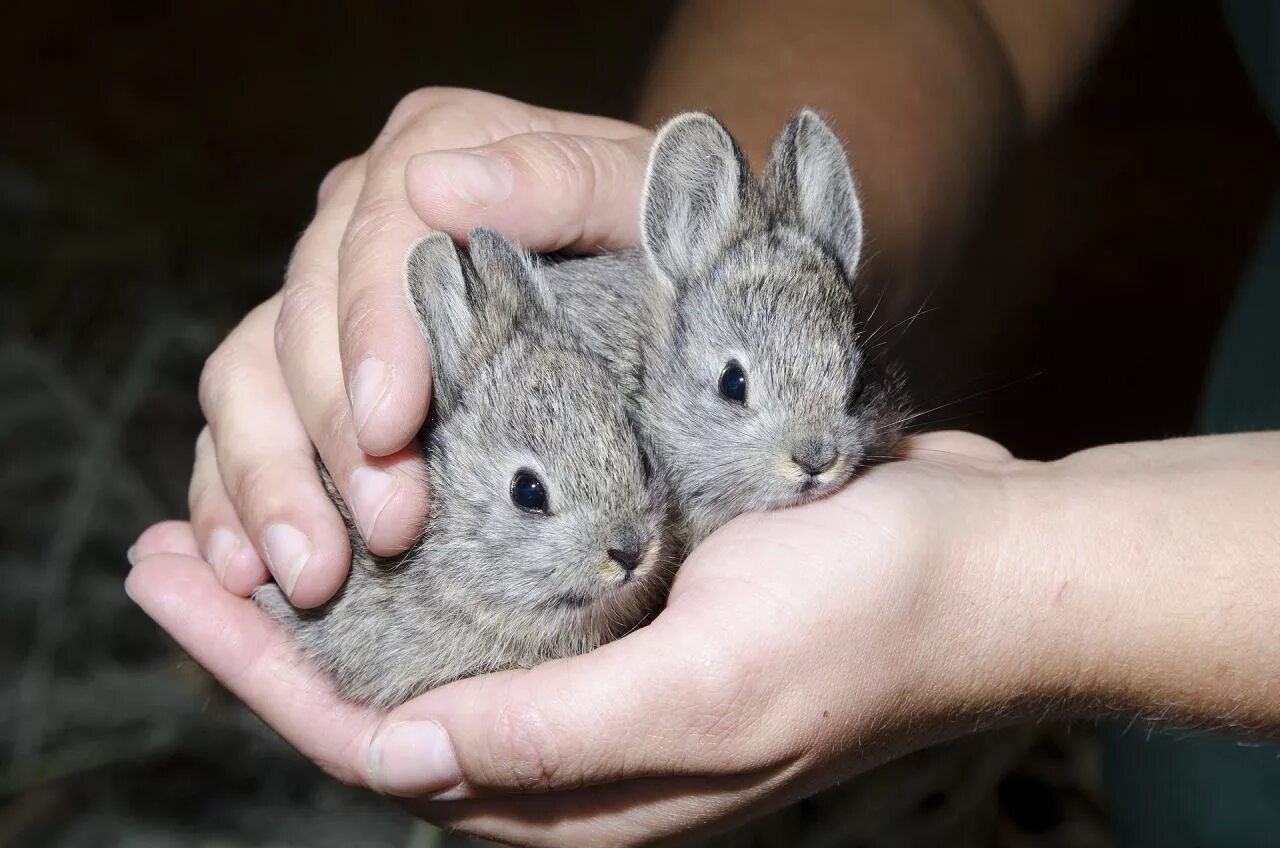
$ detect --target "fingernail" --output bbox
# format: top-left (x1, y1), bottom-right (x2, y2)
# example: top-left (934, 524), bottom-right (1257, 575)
top-left (263, 523), bottom-right (312, 597)
top-left (423, 151), bottom-right (513, 207)
top-left (126, 545), bottom-right (137, 567)
top-left (350, 357), bottom-right (391, 439)
top-left (367, 720), bottom-right (462, 797)
top-left (203, 527), bottom-right (241, 582)
top-left (349, 466), bottom-right (397, 543)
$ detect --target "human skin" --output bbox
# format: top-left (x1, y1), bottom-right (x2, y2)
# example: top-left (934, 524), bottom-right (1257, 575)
top-left (128, 430), bottom-right (1280, 846)
top-left (189, 93), bottom-right (654, 607)
top-left (181, 1), bottom-right (1127, 607)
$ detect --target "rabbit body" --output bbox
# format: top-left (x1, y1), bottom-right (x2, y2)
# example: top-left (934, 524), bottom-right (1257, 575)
top-left (545, 110), bottom-right (910, 548)
top-left (256, 230), bottom-right (673, 708)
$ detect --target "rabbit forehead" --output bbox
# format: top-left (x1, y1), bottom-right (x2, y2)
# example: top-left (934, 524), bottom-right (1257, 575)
top-left (452, 335), bottom-right (647, 505)
top-left (686, 233), bottom-right (864, 387)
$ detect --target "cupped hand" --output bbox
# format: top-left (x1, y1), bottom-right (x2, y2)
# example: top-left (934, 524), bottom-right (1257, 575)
top-left (182, 88), bottom-right (654, 607)
top-left (129, 432), bottom-right (1052, 847)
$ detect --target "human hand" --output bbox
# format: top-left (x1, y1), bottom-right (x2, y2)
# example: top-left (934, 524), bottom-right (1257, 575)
top-left (183, 88), bottom-right (654, 607)
top-left (130, 431), bottom-right (1058, 846)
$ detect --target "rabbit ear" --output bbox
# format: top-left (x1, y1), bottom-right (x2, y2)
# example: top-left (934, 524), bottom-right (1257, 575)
top-left (465, 226), bottom-right (552, 318)
top-left (764, 109), bottom-right (864, 278)
top-left (641, 112), bottom-right (753, 287)
top-left (403, 229), bottom-right (540, 411)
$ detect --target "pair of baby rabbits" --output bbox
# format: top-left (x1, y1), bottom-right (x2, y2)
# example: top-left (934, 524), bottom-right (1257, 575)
top-left (255, 109), bottom-right (909, 707)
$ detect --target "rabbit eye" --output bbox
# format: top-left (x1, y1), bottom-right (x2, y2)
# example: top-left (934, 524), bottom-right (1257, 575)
top-left (718, 361), bottom-right (747, 405)
top-left (510, 470), bottom-right (549, 514)
top-left (845, 369), bottom-right (866, 414)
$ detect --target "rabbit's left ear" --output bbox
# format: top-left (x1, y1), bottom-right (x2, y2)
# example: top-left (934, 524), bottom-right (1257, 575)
top-left (641, 112), bottom-right (754, 288)
top-left (763, 109), bottom-right (864, 279)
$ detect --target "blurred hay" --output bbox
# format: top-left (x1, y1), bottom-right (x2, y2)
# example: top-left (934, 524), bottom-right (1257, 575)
top-left (0, 133), bottom-right (427, 846)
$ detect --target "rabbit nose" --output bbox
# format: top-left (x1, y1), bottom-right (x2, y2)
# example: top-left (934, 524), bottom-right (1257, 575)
top-left (607, 546), bottom-right (642, 573)
top-left (792, 444), bottom-right (838, 476)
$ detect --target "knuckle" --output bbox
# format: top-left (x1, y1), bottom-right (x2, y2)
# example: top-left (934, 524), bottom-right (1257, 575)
top-left (518, 132), bottom-right (594, 189)
top-left (317, 156), bottom-right (363, 205)
top-left (197, 343), bottom-right (236, 421)
top-left (504, 132), bottom-right (599, 244)
top-left (489, 699), bottom-right (568, 792)
top-left (339, 196), bottom-right (416, 265)
top-left (275, 263), bottom-right (331, 358)
top-left (187, 434), bottom-right (223, 533)
top-left (226, 459), bottom-right (290, 525)
top-left (383, 87), bottom-right (460, 139)
top-left (194, 424), bottom-right (214, 458)
top-left (314, 393), bottom-right (356, 461)
top-left (335, 281), bottom-right (384, 356)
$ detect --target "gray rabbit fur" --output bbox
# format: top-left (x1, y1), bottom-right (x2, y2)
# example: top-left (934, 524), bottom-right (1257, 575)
top-left (255, 229), bottom-right (673, 708)
top-left (546, 109), bottom-right (910, 547)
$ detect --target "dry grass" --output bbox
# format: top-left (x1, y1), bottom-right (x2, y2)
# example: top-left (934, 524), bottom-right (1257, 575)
top-left (0, 130), bottom-right (437, 846)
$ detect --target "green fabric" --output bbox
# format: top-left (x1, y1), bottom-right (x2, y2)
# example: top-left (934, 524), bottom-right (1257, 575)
top-left (1102, 197), bottom-right (1280, 847)
top-left (1200, 198), bottom-right (1280, 434)
top-left (1100, 4), bottom-right (1279, 845)
top-left (1103, 732), bottom-right (1280, 847)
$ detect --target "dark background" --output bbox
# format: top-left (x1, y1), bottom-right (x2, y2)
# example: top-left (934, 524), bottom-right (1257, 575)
top-left (2, 1), bottom-right (1276, 845)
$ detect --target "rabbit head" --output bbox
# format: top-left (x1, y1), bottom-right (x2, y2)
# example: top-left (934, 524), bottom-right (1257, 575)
top-left (404, 229), bottom-right (671, 640)
top-left (258, 230), bottom-right (674, 707)
top-left (638, 110), bottom-right (909, 542)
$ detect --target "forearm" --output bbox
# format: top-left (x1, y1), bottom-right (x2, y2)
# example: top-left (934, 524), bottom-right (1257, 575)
top-left (637, 0), bottom-right (1128, 299)
top-left (979, 433), bottom-right (1280, 734)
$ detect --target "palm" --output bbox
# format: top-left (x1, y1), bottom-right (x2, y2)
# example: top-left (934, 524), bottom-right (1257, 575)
top-left (129, 431), bottom-right (1014, 846)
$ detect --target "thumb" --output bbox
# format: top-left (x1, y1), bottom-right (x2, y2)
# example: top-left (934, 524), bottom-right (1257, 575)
top-left (404, 130), bottom-right (653, 253)
top-left (363, 613), bottom-right (771, 798)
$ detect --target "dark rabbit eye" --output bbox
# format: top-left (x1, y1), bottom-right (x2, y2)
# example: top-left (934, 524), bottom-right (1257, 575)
top-left (718, 361), bottom-right (747, 405)
top-left (846, 369), bottom-right (866, 414)
top-left (510, 470), bottom-right (549, 514)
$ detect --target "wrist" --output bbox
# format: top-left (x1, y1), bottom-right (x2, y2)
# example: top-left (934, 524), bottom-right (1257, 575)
top-left (911, 454), bottom-right (1073, 725)
top-left (956, 435), bottom-right (1280, 733)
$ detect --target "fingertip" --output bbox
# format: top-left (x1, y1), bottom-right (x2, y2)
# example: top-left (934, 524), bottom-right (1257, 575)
top-left (126, 551), bottom-right (217, 625)
top-left (134, 520), bottom-right (201, 560)
top-left (220, 544), bottom-right (271, 597)
top-left (358, 457), bottom-right (430, 557)
top-left (344, 330), bottom-right (432, 459)
top-left (277, 529), bottom-right (352, 610)
top-left (353, 389), bottom-right (431, 458)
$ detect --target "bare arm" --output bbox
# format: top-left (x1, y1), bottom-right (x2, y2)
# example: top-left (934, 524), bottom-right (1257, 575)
top-left (989, 432), bottom-right (1280, 733)
top-left (638, 0), bottom-right (1129, 300)
top-left (129, 430), bottom-right (1280, 845)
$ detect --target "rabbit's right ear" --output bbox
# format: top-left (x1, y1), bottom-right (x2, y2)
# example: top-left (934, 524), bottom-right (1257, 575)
top-left (403, 230), bottom-right (536, 411)
top-left (641, 112), bottom-right (753, 288)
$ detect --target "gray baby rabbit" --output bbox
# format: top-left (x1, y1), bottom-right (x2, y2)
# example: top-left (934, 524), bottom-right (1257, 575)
top-left (548, 109), bottom-right (910, 547)
top-left (255, 229), bottom-right (673, 708)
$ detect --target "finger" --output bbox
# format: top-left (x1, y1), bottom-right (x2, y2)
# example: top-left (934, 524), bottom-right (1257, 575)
top-left (124, 552), bottom-right (382, 784)
top-left (361, 606), bottom-right (787, 800)
top-left (199, 298), bottom-right (352, 608)
top-left (132, 520), bottom-right (201, 561)
top-left (188, 427), bottom-right (271, 595)
top-left (404, 131), bottom-right (652, 254)
top-left (904, 430), bottom-right (1014, 463)
top-left (277, 159), bottom-right (430, 557)
top-left (334, 89), bottom-right (641, 456)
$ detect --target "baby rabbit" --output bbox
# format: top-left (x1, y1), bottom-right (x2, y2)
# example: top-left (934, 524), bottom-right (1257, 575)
top-left (256, 229), bottom-right (672, 708)
top-left (548, 109), bottom-right (910, 547)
